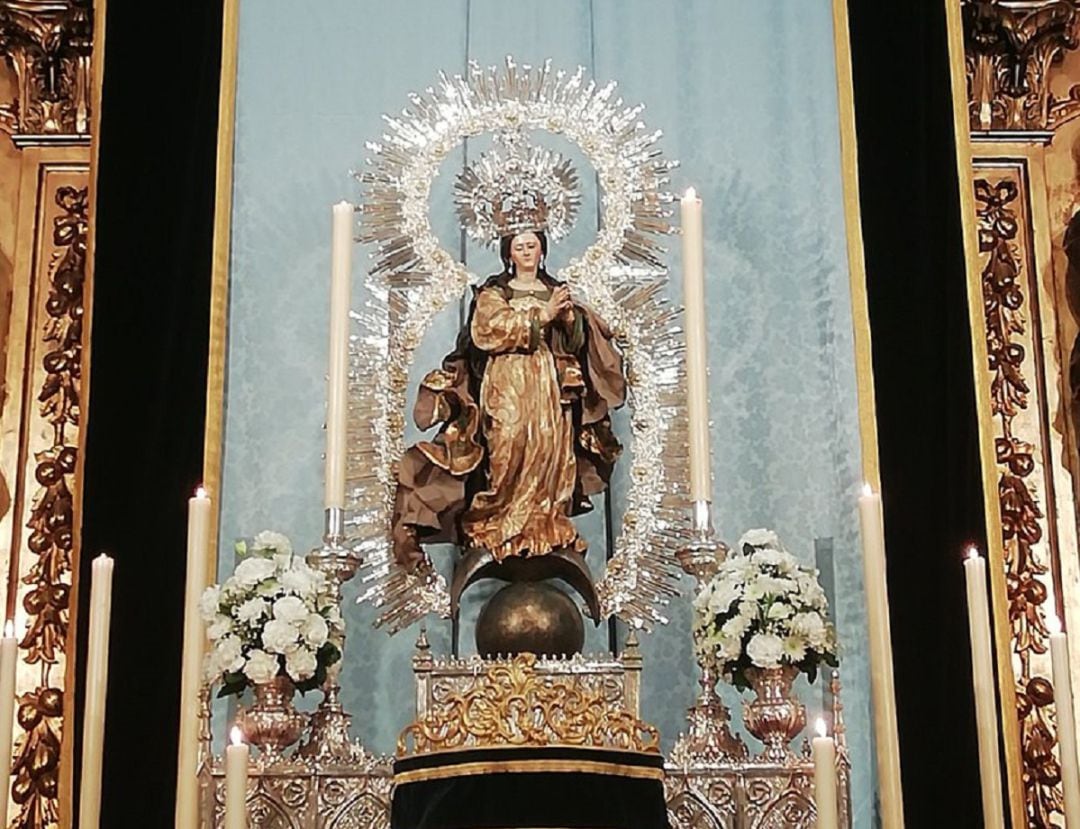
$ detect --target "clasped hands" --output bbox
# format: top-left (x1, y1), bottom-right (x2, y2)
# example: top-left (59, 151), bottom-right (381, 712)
top-left (539, 285), bottom-right (573, 326)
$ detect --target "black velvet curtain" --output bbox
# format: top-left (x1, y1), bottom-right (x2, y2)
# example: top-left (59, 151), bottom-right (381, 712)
top-left (77, 1), bottom-right (224, 825)
top-left (77, 1), bottom-right (988, 826)
top-left (848, 1), bottom-right (988, 826)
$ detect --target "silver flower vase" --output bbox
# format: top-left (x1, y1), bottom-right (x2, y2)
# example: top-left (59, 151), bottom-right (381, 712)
top-left (743, 665), bottom-right (806, 763)
top-left (238, 675), bottom-right (308, 761)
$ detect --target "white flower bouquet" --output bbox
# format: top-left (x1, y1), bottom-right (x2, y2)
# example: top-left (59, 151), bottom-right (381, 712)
top-left (692, 528), bottom-right (838, 690)
top-left (201, 530), bottom-right (344, 698)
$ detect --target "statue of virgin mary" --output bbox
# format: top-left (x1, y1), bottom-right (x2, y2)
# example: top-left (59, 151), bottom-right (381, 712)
top-left (391, 137), bottom-right (626, 579)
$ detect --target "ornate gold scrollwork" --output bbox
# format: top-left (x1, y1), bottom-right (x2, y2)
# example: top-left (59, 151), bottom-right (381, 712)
top-left (963, 0), bottom-right (1080, 131)
top-left (396, 653), bottom-right (661, 756)
top-left (0, 0), bottom-right (93, 139)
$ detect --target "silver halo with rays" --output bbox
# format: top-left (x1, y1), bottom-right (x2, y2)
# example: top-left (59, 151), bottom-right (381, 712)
top-left (350, 56), bottom-right (693, 632)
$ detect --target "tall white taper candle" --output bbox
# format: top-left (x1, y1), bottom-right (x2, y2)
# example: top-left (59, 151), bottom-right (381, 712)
top-left (175, 487), bottom-right (212, 828)
top-left (963, 547), bottom-right (1005, 828)
top-left (680, 187), bottom-right (711, 504)
top-left (1048, 612), bottom-right (1080, 827)
top-left (855, 484), bottom-right (904, 828)
top-left (0, 621), bottom-right (17, 823)
top-left (812, 718), bottom-right (838, 829)
top-left (225, 726), bottom-right (249, 829)
top-left (326, 200), bottom-right (353, 509)
top-left (78, 553), bottom-right (114, 829)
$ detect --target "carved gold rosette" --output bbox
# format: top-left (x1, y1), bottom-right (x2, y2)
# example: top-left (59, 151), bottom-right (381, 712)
top-left (397, 652), bottom-right (661, 756)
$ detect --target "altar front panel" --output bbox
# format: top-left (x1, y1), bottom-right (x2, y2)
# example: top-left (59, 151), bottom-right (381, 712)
top-left (212, 2), bottom-right (878, 825)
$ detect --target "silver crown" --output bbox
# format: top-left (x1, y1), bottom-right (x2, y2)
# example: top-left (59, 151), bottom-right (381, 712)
top-left (454, 128), bottom-right (581, 248)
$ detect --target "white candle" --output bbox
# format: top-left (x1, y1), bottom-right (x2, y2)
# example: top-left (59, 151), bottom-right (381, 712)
top-left (225, 726), bottom-right (249, 829)
top-left (78, 554), bottom-right (114, 829)
top-left (175, 487), bottom-right (212, 828)
top-left (326, 200), bottom-right (353, 509)
top-left (680, 187), bottom-right (711, 503)
top-left (1048, 612), bottom-right (1080, 827)
top-left (963, 547), bottom-right (1005, 828)
top-left (855, 484), bottom-right (904, 829)
top-left (812, 718), bottom-right (838, 829)
top-left (0, 621), bottom-right (17, 823)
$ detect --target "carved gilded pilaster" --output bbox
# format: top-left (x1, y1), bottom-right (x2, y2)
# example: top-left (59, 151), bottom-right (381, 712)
top-left (963, 0), bottom-right (1080, 131)
top-left (972, 163), bottom-right (1073, 827)
top-left (1, 156), bottom-right (88, 829)
top-left (0, 0), bottom-right (92, 141)
top-left (956, 1), bottom-right (1080, 823)
top-left (0, 2), bottom-right (95, 828)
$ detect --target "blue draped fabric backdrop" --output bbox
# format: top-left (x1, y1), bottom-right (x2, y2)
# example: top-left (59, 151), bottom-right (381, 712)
top-left (217, 1), bottom-right (876, 824)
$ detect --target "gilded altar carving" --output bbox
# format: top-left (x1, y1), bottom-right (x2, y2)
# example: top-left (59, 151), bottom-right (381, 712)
top-left (397, 651), bottom-right (660, 755)
top-left (0, 0), bottom-right (92, 139)
top-left (7, 181), bottom-right (86, 829)
top-left (958, 2), bottom-right (1080, 824)
top-left (974, 167), bottom-right (1067, 826)
top-left (963, 0), bottom-right (1080, 131)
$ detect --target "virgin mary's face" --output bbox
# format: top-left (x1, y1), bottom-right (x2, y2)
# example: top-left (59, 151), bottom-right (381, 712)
top-left (509, 232), bottom-right (541, 273)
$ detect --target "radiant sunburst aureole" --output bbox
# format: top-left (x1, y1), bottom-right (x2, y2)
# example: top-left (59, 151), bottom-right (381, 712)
top-left (349, 57), bottom-right (693, 632)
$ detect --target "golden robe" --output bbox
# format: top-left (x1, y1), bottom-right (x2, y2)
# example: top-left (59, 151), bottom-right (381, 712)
top-left (391, 274), bottom-right (625, 571)
top-left (462, 287), bottom-right (585, 560)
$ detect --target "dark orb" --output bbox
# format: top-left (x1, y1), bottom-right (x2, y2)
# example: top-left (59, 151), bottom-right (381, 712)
top-left (475, 581), bottom-right (585, 658)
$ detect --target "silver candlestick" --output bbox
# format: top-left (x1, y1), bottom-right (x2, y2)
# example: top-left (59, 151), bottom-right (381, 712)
top-left (671, 499), bottom-right (747, 765)
top-left (298, 506), bottom-right (364, 763)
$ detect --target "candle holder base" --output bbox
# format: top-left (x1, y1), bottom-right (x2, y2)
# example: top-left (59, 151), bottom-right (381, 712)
top-left (673, 501), bottom-right (746, 767)
top-left (297, 676), bottom-right (368, 764)
top-left (300, 507), bottom-right (363, 763)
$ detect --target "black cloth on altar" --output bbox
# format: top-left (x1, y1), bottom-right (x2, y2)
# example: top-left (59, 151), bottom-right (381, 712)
top-left (391, 746), bottom-right (671, 829)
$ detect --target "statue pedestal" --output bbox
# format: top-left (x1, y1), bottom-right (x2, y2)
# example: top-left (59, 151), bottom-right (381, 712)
top-left (395, 641), bottom-right (666, 828)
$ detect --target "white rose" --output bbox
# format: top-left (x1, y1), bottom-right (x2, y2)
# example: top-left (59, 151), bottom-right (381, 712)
top-left (746, 632), bottom-right (784, 668)
top-left (766, 602), bottom-right (794, 620)
top-left (798, 578), bottom-right (828, 610)
top-left (706, 581), bottom-right (740, 615)
top-left (281, 567), bottom-right (316, 597)
top-left (721, 613), bottom-right (751, 640)
top-left (744, 579), bottom-right (765, 602)
top-left (213, 635), bottom-right (245, 674)
top-left (791, 612), bottom-right (828, 649)
top-left (758, 576), bottom-right (797, 596)
top-left (285, 647), bottom-right (318, 682)
top-left (235, 598), bottom-right (269, 625)
top-left (242, 649), bottom-right (280, 685)
top-left (272, 595), bottom-right (309, 624)
top-left (715, 634), bottom-right (741, 663)
top-left (738, 528), bottom-right (779, 550)
top-left (206, 614), bottom-right (233, 641)
top-left (234, 556), bottom-right (277, 587)
top-left (262, 618), bottom-right (300, 655)
top-left (252, 530), bottom-right (292, 557)
top-left (301, 614), bottom-right (329, 648)
top-left (751, 547), bottom-right (791, 570)
top-left (199, 585), bottom-right (221, 621)
top-left (782, 635), bottom-right (807, 662)
top-left (692, 583), bottom-right (713, 612)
